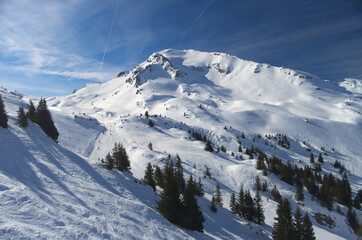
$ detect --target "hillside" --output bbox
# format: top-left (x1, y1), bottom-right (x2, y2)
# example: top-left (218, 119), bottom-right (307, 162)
top-left (1, 49), bottom-right (361, 239)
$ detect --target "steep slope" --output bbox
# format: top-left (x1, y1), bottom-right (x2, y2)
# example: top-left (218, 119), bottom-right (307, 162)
top-left (1, 49), bottom-right (361, 240)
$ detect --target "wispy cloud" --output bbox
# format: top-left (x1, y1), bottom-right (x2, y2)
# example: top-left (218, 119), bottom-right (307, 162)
top-left (195, 0), bottom-right (213, 22)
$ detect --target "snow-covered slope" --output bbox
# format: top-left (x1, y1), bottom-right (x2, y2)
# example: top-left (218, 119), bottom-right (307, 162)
top-left (1, 49), bottom-right (361, 239)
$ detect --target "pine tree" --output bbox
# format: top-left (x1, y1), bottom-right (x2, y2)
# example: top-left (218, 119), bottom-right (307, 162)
top-left (154, 165), bottom-right (164, 188)
top-left (295, 182), bottom-right (304, 202)
top-left (205, 140), bottom-right (214, 152)
top-left (17, 106), bottom-right (28, 128)
top-left (0, 94), bottom-right (8, 128)
top-left (272, 198), bottom-right (295, 240)
top-left (237, 186), bottom-right (245, 217)
top-left (210, 196), bottom-right (218, 213)
top-left (244, 190), bottom-right (255, 222)
top-left (148, 119), bottom-right (154, 127)
top-left (294, 207), bottom-right (303, 240)
top-left (256, 156), bottom-right (265, 170)
top-left (346, 208), bottom-right (359, 234)
top-left (112, 143), bottom-right (131, 172)
top-left (255, 176), bottom-right (261, 191)
top-left (310, 153), bottom-right (314, 164)
top-left (175, 154), bottom-right (185, 194)
top-left (230, 192), bottom-right (238, 215)
top-left (317, 153), bottom-right (323, 163)
top-left (36, 98), bottom-right (59, 141)
top-left (26, 100), bottom-right (36, 122)
top-left (104, 153), bottom-right (114, 170)
top-left (302, 213), bottom-right (315, 240)
top-left (144, 163), bottom-right (156, 191)
top-left (238, 144), bottom-right (242, 153)
top-left (145, 111), bottom-right (149, 118)
top-left (254, 191), bottom-right (265, 224)
top-left (148, 142), bottom-right (153, 150)
top-left (272, 185), bottom-right (282, 203)
top-left (157, 161), bottom-right (185, 226)
top-left (184, 175), bottom-right (205, 232)
top-left (214, 183), bottom-right (223, 207)
top-left (195, 177), bottom-right (204, 197)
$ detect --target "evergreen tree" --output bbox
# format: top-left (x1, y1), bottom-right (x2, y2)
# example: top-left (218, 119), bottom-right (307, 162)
top-left (148, 142), bottom-right (153, 150)
top-left (294, 207), bottom-right (303, 240)
top-left (302, 213), bottom-right (315, 240)
top-left (346, 208), bottom-right (359, 234)
top-left (353, 189), bottom-right (361, 210)
top-left (148, 119), bottom-right (154, 127)
top-left (295, 182), bottom-right (304, 202)
top-left (36, 98), bottom-right (59, 141)
top-left (144, 163), bottom-right (156, 191)
top-left (237, 186), bottom-right (245, 217)
top-left (145, 111), bottom-right (149, 118)
top-left (255, 176), bottom-right (261, 191)
top-left (195, 177), bottom-right (205, 197)
top-left (238, 144), bottom-right (242, 152)
top-left (262, 180), bottom-right (268, 192)
top-left (272, 185), bottom-right (282, 203)
top-left (272, 198), bottom-right (295, 240)
top-left (210, 196), bottom-right (218, 213)
top-left (175, 154), bottom-right (185, 194)
top-left (17, 106), bottom-right (28, 128)
top-left (244, 190), bottom-right (255, 222)
top-left (317, 153), bottom-right (323, 163)
top-left (205, 140), bottom-right (214, 152)
top-left (254, 191), bottom-right (265, 224)
top-left (26, 100), bottom-right (36, 122)
top-left (309, 153), bottom-right (314, 164)
top-left (112, 143), bottom-right (131, 172)
top-left (256, 156), bottom-right (265, 170)
top-left (230, 192), bottom-right (238, 215)
top-left (104, 153), bottom-right (114, 170)
top-left (0, 94), bottom-right (8, 128)
top-left (157, 161), bottom-right (184, 226)
top-left (154, 165), bottom-right (164, 188)
top-left (184, 175), bottom-right (205, 232)
top-left (214, 183), bottom-right (223, 207)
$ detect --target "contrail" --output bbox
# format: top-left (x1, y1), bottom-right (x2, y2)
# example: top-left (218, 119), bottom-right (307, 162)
top-left (99, 0), bottom-right (120, 72)
top-left (195, 0), bottom-right (213, 22)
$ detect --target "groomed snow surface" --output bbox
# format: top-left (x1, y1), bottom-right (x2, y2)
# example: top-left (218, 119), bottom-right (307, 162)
top-left (1, 49), bottom-right (361, 239)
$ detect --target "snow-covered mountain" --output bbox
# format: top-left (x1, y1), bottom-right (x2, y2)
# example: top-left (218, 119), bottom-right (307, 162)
top-left (0, 49), bottom-right (361, 239)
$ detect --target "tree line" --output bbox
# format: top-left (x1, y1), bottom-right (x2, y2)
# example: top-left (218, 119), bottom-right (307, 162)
top-left (0, 94), bottom-right (59, 142)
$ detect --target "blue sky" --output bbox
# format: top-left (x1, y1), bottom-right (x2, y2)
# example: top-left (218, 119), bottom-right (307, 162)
top-left (0, 0), bottom-right (361, 97)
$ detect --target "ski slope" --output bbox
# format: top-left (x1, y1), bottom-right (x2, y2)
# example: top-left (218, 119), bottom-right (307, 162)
top-left (1, 49), bottom-right (361, 239)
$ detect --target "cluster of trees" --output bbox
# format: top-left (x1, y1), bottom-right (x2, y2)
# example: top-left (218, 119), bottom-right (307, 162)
top-left (143, 155), bottom-right (205, 232)
top-left (229, 185), bottom-right (265, 224)
top-left (272, 198), bottom-right (315, 240)
top-left (0, 95), bottom-right (59, 142)
top-left (102, 143), bottom-right (131, 172)
top-left (256, 153), bottom-right (355, 210)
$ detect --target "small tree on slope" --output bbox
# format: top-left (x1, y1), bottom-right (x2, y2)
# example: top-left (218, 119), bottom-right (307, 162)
top-left (0, 94), bottom-right (8, 128)
top-left (36, 98), bottom-right (59, 141)
top-left (17, 106), bottom-right (28, 128)
top-left (184, 175), bottom-right (205, 232)
top-left (144, 163), bottom-right (156, 191)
